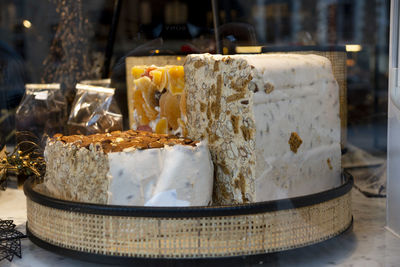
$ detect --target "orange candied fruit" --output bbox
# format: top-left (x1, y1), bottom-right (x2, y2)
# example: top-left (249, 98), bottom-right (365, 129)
top-left (177, 118), bottom-right (187, 137)
top-left (131, 65), bottom-right (187, 134)
top-left (160, 91), bottom-right (181, 130)
top-left (143, 67), bottom-right (157, 79)
top-left (155, 117), bottom-right (168, 134)
top-left (134, 76), bottom-right (157, 108)
top-left (132, 66), bottom-right (146, 79)
top-left (149, 68), bottom-right (167, 91)
top-left (168, 66), bottom-right (184, 78)
top-left (133, 77), bottom-right (158, 125)
top-left (167, 66), bottom-right (184, 95)
top-left (133, 89), bottom-right (150, 125)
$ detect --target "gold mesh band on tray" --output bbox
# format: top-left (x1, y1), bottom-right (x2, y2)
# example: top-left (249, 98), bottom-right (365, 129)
top-left (26, 191), bottom-right (352, 258)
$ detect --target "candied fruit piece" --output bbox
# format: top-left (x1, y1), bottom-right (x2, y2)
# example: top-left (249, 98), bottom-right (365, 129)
top-left (143, 105), bottom-right (158, 122)
top-left (143, 67), bottom-right (157, 78)
top-left (134, 75), bottom-right (152, 89)
top-left (179, 90), bottom-right (187, 119)
top-left (167, 66), bottom-right (184, 95)
top-left (132, 67), bottom-right (146, 79)
top-left (149, 68), bottom-right (168, 91)
top-left (134, 76), bottom-right (158, 109)
top-left (177, 118), bottom-right (187, 137)
top-left (160, 91), bottom-right (181, 130)
top-left (133, 89), bottom-right (150, 126)
top-left (168, 78), bottom-right (184, 95)
top-left (133, 77), bottom-right (159, 126)
top-left (168, 66), bottom-right (184, 79)
top-left (131, 65), bottom-right (186, 134)
top-left (155, 117), bottom-right (168, 134)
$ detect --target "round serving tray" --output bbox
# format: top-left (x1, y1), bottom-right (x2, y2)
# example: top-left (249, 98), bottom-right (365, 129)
top-left (24, 172), bottom-right (353, 264)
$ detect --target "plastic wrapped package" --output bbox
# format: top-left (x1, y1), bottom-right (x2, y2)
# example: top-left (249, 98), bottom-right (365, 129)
top-left (15, 84), bottom-right (68, 150)
top-left (80, 78), bottom-right (111, 88)
top-left (67, 84), bottom-right (123, 135)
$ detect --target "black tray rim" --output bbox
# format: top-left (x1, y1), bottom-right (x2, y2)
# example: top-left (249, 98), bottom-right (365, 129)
top-left (23, 172), bottom-right (353, 218)
top-left (26, 217), bottom-right (353, 265)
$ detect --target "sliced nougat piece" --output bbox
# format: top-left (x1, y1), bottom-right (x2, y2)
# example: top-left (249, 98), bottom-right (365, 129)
top-left (128, 65), bottom-right (187, 136)
top-left (43, 130), bottom-right (213, 206)
top-left (184, 54), bottom-right (341, 205)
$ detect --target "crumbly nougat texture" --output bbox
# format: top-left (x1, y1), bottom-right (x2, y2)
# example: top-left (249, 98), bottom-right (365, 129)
top-left (184, 54), bottom-right (341, 205)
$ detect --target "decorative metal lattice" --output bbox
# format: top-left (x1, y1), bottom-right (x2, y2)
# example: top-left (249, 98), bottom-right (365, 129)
top-left (0, 219), bottom-right (26, 262)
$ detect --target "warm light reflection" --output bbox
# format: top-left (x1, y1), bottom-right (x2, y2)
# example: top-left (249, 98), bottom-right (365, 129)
top-left (155, 49), bottom-right (160, 54)
top-left (345, 44), bottom-right (362, 52)
top-left (346, 59), bottom-right (356, 67)
top-left (235, 46), bottom-right (263, 54)
top-left (23, 20), bottom-right (32, 28)
top-left (176, 56), bottom-right (182, 61)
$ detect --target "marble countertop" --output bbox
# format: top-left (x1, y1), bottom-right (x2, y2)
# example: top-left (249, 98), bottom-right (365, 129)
top-left (1, 187), bottom-right (399, 267)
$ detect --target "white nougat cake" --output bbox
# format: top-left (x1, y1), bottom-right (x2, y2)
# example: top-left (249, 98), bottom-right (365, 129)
top-left (42, 130), bottom-right (213, 206)
top-left (184, 53), bottom-right (341, 204)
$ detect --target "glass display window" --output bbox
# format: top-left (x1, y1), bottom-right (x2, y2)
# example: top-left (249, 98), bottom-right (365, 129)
top-left (0, 1), bottom-right (396, 266)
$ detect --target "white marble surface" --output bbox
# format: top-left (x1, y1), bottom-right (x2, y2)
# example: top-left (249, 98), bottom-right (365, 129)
top-left (0, 187), bottom-right (399, 267)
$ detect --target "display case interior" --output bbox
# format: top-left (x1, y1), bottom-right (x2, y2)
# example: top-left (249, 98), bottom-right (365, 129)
top-left (0, 0), bottom-right (393, 265)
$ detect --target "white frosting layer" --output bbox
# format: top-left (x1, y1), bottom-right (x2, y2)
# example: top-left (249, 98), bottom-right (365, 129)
top-left (250, 54), bottom-right (341, 201)
top-left (107, 141), bottom-right (213, 206)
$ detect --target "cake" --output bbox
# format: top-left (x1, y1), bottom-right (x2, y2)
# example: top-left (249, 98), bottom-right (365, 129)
top-left (128, 65), bottom-right (187, 136)
top-left (184, 54), bottom-right (341, 204)
top-left (42, 130), bottom-right (213, 206)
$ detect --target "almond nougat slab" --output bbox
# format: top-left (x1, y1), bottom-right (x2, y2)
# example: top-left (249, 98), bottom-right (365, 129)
top-left (43, 130), bottom-right (213, 206)
top-left (184, 54), bottom-right (341, 205)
